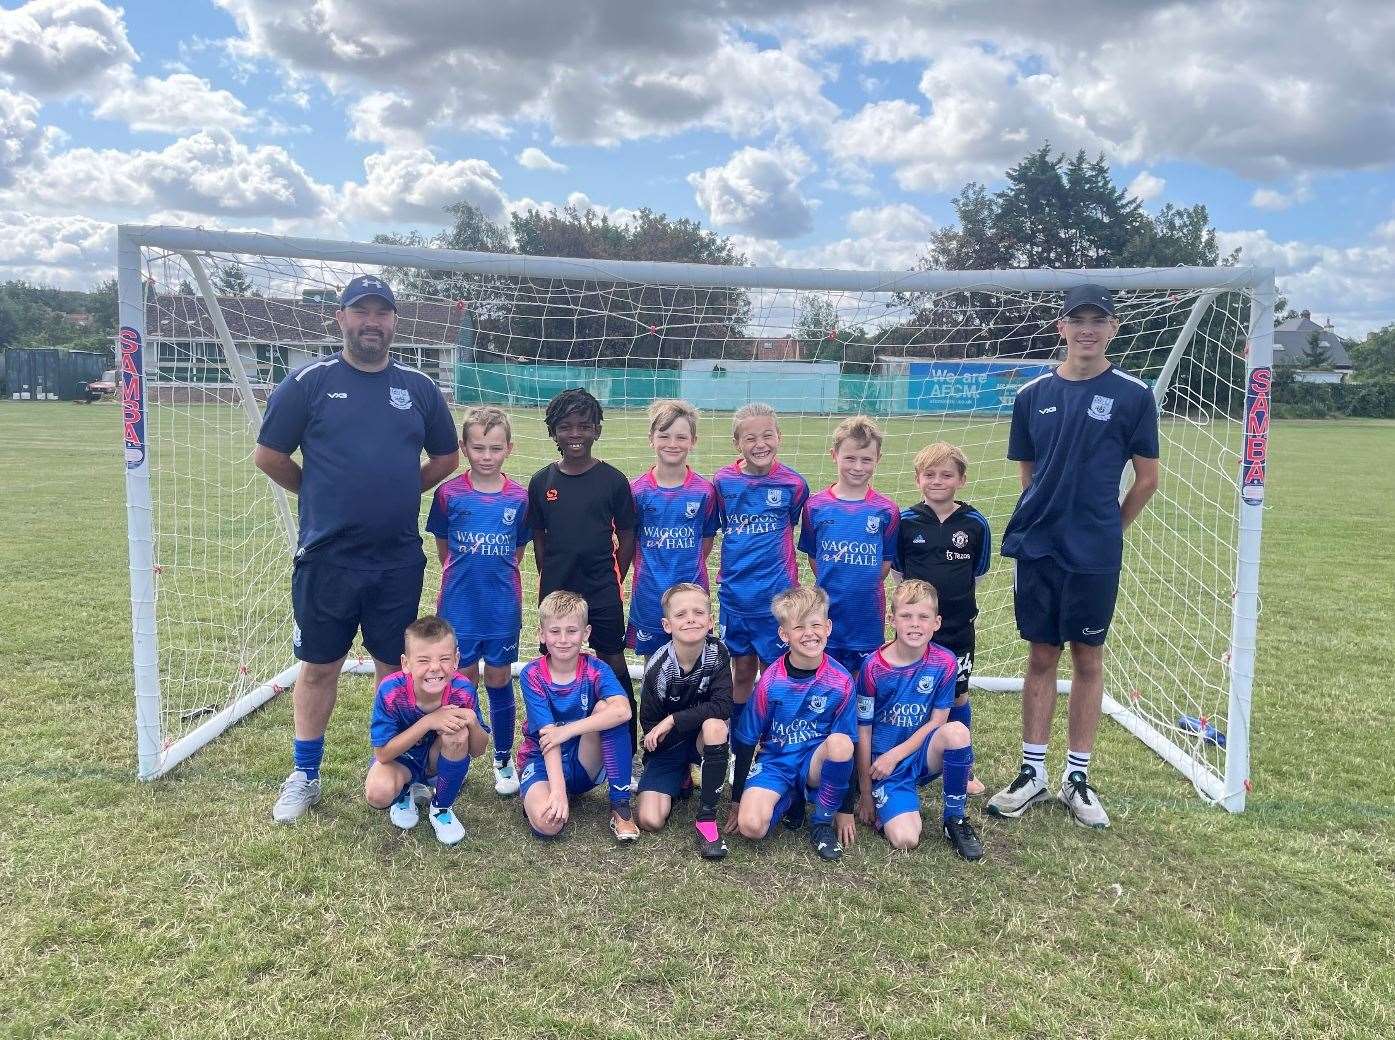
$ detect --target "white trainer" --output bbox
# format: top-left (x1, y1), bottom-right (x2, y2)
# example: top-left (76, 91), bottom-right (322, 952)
top-left (1059, 770), bottom-right (1111, 829)
top-left (271, 769), bottom-right (321, 823)
top-left (428, 805), bottom-right (466, 846)
top-left (389, 791), bottom-right (420, 830)
top-left (493, 759), bottom-right (520, 797)
top-left (986, 765), bottom-right (1050, 820)
top-left (409, 781), bottom-right (433, 803)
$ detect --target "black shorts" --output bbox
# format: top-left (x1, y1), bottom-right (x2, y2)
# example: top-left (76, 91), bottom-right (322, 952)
top-left (1013, 556), bottom-right (1119, 648)
top-left (291, 558), bottom-right (425, 665)
top-left (935, 626), bottom-right (976, 698)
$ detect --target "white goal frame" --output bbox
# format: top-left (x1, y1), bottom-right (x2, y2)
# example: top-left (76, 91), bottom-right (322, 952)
top-left (118, 224), bottom-right (1273, 811)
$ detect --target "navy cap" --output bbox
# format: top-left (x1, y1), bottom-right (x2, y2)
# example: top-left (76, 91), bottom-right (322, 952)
top-left (340, 275), bottom-right (396, 310)
top-left (1060, 284), bottom-right (1115, 317)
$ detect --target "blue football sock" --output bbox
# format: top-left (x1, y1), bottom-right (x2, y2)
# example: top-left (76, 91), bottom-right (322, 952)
top-left (811, 755), bottom-right (854, 826)
top-left (600, 721), bottom-right (633, 807)
top-left (485, 683), bottom-right (516, 765)
top-left (942, 745), bottom-right (974, 821)
top-left (948, 697), bottom-right (972, 729)
top-left (293, 736), bottom-right (324, 781)
top-left (432, 753), bottom-right (470, 810)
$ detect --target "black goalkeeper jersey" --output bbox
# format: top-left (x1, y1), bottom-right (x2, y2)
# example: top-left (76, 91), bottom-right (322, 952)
top-left (638, 635), bottom-right (734, 752)
top-left (894, 501), bottom-right (991, 643)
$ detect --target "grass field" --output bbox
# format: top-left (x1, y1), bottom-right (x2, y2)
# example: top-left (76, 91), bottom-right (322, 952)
top-left (3, 403), bottom-right (1394, 1039)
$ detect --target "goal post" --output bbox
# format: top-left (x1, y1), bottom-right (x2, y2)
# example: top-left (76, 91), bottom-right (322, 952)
top-left (116, 224), bottom-right (1272, 810)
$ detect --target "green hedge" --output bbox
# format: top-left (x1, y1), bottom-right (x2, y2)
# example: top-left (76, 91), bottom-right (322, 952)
top-left (1272, 371), bottom-right (1395, 419)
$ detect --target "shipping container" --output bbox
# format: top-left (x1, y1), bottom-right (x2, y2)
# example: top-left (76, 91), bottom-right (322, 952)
top-left (2, 348), bottom-right (108, 400)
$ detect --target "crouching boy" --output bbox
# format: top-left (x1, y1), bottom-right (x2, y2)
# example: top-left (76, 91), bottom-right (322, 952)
top-left (364, 616), bottom-right (489, 846)
top-left (635, 583), bottom-right (734, 860)
top-left (729, 585), bottom-right (857, 862)
top-left (517, 591), bottom-right (639, 843)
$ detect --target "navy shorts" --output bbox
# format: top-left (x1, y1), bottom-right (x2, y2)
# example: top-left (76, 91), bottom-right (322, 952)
top-left (626, 619), bottom-right (671, 658)
top-left (934, 628), bottom-right (975, 698)
top-left (292, 558), bottom-right (425, 664)
top-left (637, 736), bottom-right (701, 797)
top-left (456, 633), bottom-right (522, 668)
top-left (718, 609), bottom-right (788, 664)
top-left (1013, 556), bottom-right (1119, 648)
top-left (827, 646), bottom-right (872, 677)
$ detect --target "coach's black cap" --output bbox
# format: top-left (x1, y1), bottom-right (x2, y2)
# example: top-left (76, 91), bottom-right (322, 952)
top-left (1060, 284), bottom-right (1115, 317)
top-left (340, 275), bottom-right (396, 310)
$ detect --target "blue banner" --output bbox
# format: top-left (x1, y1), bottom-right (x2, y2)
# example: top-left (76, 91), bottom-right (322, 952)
top-left (906, 360), bottom-right (1056, 414)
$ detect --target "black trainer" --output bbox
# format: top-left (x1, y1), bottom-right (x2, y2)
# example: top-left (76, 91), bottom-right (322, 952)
top-left (810, 821), bottom-right (843, 861)
top-left (943, 816), bottom-right (985, 861)
top-left (694, 821), bottom-right (729, 860)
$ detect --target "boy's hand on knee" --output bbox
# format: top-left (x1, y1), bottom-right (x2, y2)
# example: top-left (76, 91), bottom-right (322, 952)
top-left (870, 750), bottom-right (901, 781)
top-left (835, 810), bottom-right (857, 848)
top-left (643, 716), bottom-right (674, 752)
top-left (544, 786), bottom-right (569, 826)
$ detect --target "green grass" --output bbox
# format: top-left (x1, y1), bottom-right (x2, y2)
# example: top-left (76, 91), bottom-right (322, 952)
top-left (3, 403), bottom-right (1395, 1039)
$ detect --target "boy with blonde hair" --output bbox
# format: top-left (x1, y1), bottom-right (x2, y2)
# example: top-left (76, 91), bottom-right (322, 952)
top-left (517, 591), bottom-right (639, 842)
top-left (799, 415), bottom-right (899, 677)
top-left (729, 585), bottom-right (857, 862)
top-left (848, 580), bottom-right (982, 859)
top-left (428, 405), bottom-right (530, 796)
top-left (894, 440), bottom-right (991, 794)
top-left (713, 403), bottom-right (809, 709)
top-left (628, 399), bottom-right (719, 659)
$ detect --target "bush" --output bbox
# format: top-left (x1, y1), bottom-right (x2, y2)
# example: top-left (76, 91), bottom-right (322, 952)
top-left (1272, 372), bottom-right (1395, 418)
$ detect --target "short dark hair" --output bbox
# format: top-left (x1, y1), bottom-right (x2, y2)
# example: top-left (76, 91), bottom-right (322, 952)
top-left (404, 615), bottom-right (456, 650)
top-left (544, 387), bottom-right (604, 436)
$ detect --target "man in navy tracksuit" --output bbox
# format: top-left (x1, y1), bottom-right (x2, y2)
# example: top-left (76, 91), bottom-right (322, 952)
top-left (987, 284), bottom-right (1160, 830)
top-left (255, 276), bottom-right (459, 823)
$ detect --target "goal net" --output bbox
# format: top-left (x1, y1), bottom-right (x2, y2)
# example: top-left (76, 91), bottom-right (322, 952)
top-left (117, 225), bottom-right (1272, 811)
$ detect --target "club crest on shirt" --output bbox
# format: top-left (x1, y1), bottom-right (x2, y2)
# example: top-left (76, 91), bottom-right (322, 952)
top-left (766, 488), bottom-right (784, 507)
top-left (808, 694), bottom-right (827, 713)
top-left (916, 675), bottom-right (934, 694)
top-left (951, 530), bottom-right (969, 549)
top-left (865, 515), bottom-right (881, 534)
top-left (501, 506), bottom-right (517, 525)
top-left (1088, 394), bottom-right (1114, 421)
top-left (684, 500), bottom-right (700, 519)
top-left (389, 387), bottom-right (412, 410)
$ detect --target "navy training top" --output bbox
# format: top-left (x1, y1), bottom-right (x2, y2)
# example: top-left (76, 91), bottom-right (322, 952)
top-left (257, 354), bottom-right (458, 569)
top-left (1001, 365), bottom-right (1159, 574)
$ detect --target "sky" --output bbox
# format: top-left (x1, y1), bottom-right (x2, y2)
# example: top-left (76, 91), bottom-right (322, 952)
top-left (3, 0), bottom-right (1394, 337)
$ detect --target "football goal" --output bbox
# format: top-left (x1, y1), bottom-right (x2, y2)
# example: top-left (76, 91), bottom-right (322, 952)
top-left (116, 224), bottom-right (1273, 811)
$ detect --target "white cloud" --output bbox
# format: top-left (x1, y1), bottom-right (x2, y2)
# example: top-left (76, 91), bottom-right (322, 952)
top-left (340, 148), bottom-right (508, 223)
top-left (507, 191), bottom-right (641, 228)
top-left (731, 202), bottom-right (934, 273)
top-left (1218, 227), bottom-right (1395, 338)
top-left (1128, 170), bottom-right (1165, 203)
top-left (517, 146), bottom-right (566, 173)
top-left (0, 0), bottom-right (136, 97)
top-left (1249, 178), bottom-right (1314, 211)
top-left (688, 146), bottom-right (815, 239)
top-left (0, 208), bottom-right (113, 286)
top-left (93, 71), bottom-right (254, 134)
top-left (0, 89), bottom-right (44, 186)
top-left (19, 128), bottom-right (335, 218)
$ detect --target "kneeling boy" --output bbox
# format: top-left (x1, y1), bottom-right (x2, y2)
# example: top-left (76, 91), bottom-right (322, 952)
top-left (635, 583), bottom-right (734, 860)
top-left (517, 591), bottom-right (639, 842)
top-left (852, 580), bottom-right (983, 860)
top-left (365, 616), bottom-right (489, 846)
top-left (729, 585), bottom-right (857, 862)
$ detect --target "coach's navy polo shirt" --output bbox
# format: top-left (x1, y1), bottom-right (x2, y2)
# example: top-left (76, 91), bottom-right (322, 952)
top-left (258, 354), bottom-right (458, 569)
top-left (1001, 365), bottom-right (1159, 574)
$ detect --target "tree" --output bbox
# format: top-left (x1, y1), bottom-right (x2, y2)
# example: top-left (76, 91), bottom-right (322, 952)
top-left (1301, 331), bottom-right (1331, 368)
top-left (215, 262), bottom-right (255, 296)
top-left (796, 296), bottom-right (838, 358)
top-left (1348, 323), bottom-right (1395, 380)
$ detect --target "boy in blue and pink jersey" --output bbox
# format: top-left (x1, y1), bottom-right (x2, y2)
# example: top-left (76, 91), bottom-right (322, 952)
top-left (628, 399), bottom-right (719, 659)
top-left (845, 580), bottom-right (983, 860)
top-left (517, 591), bottom-right (640, 843)
top-left (729, 585), bottom-right (857, 862)
top-left (364, 616), bottom-right (489, 846)
top-left (426, 406), bottom-right (530, 798)
top-left (713, 402), bottom-right (809, 711)
top-left (799, 415), bottom-right (899, 677)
